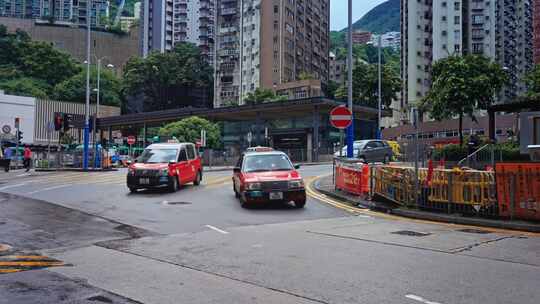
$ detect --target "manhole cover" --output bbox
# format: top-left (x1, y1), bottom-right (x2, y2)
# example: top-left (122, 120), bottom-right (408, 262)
top-left (391, 230), bottom-right (431, 237)
top-left (458, 228), bottom-right (491, 234)
top-left (161, 201), bottom-right (191, 205)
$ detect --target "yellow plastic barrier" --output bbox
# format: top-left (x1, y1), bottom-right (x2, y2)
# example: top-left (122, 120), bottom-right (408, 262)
top-left (371, 165), bottom-right (496, 208)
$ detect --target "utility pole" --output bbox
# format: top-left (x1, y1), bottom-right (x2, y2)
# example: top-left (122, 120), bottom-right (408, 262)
top-left (83, 0), bottom-right (92, 170)
top-left (346, 0), bottom-right (354, 158)
top-left (377, 35), bottom-right (382, 139)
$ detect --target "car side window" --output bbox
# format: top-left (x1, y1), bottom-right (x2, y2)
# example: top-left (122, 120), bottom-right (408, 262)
top-left (187, 145), bottom-right (195, 160)
top-left (366, 142), bottom-right (377, 149)
top-left (178, 148), bottom-right (188, 162)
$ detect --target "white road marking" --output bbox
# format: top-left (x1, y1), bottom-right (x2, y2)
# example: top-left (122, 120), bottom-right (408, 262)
top-left (205, 225), bottom-right (229, 234)
top-left (0, 183), bottom-right (27, 191)
top-left (16, 173), bottom-right (31, 177)
top-left (26, 184), bottom-right (71, 195)
top-left (405, 294), bottom-right (443, 304)
top-left (356, 215), bottom-right (372, 218)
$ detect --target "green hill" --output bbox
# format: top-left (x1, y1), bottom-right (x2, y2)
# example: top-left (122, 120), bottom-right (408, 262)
top-left (342, 0), bottom-right (400, 34)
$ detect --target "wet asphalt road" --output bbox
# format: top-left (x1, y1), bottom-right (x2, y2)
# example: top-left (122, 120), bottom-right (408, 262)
top-left (1, 165), bottom-right (539, 304)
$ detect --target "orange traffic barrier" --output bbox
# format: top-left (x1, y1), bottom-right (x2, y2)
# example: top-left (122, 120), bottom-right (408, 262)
top-left (496, 163), bottom-right (540, 221)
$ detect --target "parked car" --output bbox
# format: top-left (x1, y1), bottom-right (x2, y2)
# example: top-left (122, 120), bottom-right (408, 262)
top-left (232, 150), bottom-right (306, 208)
top-left (127, 143), bottom-right (202, 193)
top-left (335, 140), bottom-right (393, 163)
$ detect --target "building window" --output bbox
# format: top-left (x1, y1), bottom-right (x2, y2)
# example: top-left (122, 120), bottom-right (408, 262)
top-left (472, 15), bottom-right (483, 25)
top-left (454, 2), bottom-right (460, 10)
top-left (472, 43), bottom-right (483, 54)
top-left (454, 30), bottom-right (460, 40)
top-left (454, 44), bottom-right (460, 52)
top-left (454, 16), bottom-right (460, 25)
top-left (274, 5), bottom-right (278, 14)
top-left (442, 16), bottom-right (447, 21)
top-left (442, 2), bottom-right (447, 7)
top-left (286, 23), bottom-right (294, 34)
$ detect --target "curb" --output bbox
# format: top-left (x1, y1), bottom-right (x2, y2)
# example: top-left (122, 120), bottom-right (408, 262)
top-left (312, 176), bottom-right (540, 233)
top-left (35, 168), bottom-right (119, 172)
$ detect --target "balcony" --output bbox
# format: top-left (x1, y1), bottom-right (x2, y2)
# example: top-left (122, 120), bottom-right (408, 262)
top-left (221, 8), bottom-right (236, 15)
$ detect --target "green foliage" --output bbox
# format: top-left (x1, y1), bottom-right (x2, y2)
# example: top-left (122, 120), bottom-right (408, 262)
top-left (421, 55), bottom-right (508, 145)
top-left (53, 65), bottom-right (121, 106)
top-left (334, 85), bottom-right (347, 100)
top-left (326, 81), bottom-right (340, 99)
top-left (432, 144), bottom-right (468, 161)
top-left (0, 77), bottom-right (50, 99)
top-left (243, 88), bottom-right (287, 104)
top-left (524, 64), bottom-right (540, 96)
top-left (342, 0), bottom-right (400, 34)
top-left (433, 141), bottom-right (528, 162)
top-left (158, 117), bottom-right (221, 149)
top-left (0, 25), bottom-right (80, 98)
top-left (123, 42), bottom-right (213, 110)
top-left (346, 62), bottom-right (400, 108)
top-left (330, 31), bottom-right (346, 51)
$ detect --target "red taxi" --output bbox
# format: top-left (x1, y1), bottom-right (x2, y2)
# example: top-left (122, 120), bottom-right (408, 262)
top-left (127, 143), bottom-right (202, 193)
top-left (232, 150), bottom-right (306, 208)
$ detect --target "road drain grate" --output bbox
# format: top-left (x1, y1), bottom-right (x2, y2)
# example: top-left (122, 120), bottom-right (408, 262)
top-left (458, 228), bottom-right (491, 234)
top-left (391, 230), bottom-right (431, 237)
top-left (161, 201), bottom-right (191, 205)
top-left (87, 295), bottom-right (113, 303)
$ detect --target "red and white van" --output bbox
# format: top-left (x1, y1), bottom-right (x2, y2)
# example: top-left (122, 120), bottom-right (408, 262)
top-left (127, 143), bottom-right (202, 193)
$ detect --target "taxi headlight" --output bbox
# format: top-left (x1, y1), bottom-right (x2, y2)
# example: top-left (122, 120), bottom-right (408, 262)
top-left (289, 179), bottom-right (304, 189)
top-left (245, 182), bottom-right (261, 190)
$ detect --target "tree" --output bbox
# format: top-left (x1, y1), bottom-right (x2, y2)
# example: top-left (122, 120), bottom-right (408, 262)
top-left (334, 85), bottom-right (347, 101)
top-left (351, 62), bottom-right (400, 108)
top-left (326, 80), bottom-right (340, 99)
top-left (243, 88), bottom-right (287, 104)
top-left (524, 64), bottom-right (540, 96)
top-left (122, 42), bottom-right (213, 111)
top-left (420, 55), bottom-right (508, 145)
top-left (158, 117), bottom-right (221, 149)
top-left (0, 77), bottom-right (49, 99)
top-left (53, 65), bottom-right (122, 106)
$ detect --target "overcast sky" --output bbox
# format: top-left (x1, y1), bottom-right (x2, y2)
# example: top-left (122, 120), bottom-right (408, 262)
top-left (330, 0), bottom-right (387, 31)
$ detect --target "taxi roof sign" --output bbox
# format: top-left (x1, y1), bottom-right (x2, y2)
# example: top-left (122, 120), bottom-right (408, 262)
top-left (246, 146), bottom-right (274, 152)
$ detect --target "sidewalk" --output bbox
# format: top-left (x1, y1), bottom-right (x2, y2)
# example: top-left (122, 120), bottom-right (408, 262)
top-left (313, 175), bottom-right (540, 233)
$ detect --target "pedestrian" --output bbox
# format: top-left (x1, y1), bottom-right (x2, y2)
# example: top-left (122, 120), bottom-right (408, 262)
top-left (23, 145), bottom-right (32, 172)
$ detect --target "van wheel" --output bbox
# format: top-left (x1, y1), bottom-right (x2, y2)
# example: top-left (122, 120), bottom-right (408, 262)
top-left (233, 184), bottom-right (240, 198)
top-left (169, 176), bottom-right (179, 192)
top-left (193, 171), bottom-right (201, 186)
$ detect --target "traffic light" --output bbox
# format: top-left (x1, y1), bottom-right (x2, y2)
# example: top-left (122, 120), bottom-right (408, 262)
top-left (54, 112), bottom-right (63, 131)
top-left (16, 130), bottom-right (23, 143)
top-left (63, 113), bottom-right (71, 132)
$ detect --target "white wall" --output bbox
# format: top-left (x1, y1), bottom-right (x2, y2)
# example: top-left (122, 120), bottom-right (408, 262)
top-left (0, 91), bottom-right (36, 144)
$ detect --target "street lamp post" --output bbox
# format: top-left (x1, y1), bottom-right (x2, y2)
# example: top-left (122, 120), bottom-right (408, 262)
top-left (346, 0), bottom-right (354, 158)
top-left (83, 0), bottom-right (92, 170)
top-left (377, 35), bottom-right (382, 139)
top-left (92, 59), bottom-right (114, 168)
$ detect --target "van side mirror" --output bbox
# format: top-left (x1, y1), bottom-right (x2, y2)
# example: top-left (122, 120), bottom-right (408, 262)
top-left (233, 167), bottom-right (241, 173)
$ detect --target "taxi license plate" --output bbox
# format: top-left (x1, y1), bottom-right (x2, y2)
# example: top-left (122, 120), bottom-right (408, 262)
top-left (269, 192), bottom-right (283, 200)
top-left (139, 178), bottom-right (150, 185)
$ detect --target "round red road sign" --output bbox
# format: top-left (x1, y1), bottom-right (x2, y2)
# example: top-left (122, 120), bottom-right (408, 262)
top-left (330, 106), bottom-right (353, 129)
top-left (127, 136), bottom-right (136, 145)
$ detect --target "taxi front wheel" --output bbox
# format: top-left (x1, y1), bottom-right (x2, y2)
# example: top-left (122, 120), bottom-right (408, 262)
top-left (169, 176), bottom-right (179, 192)
top-left (193, 171), bottom-right (201, 186)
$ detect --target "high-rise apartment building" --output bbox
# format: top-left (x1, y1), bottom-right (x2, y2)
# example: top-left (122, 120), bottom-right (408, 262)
top-left (534, 0), bottom-right (540, 64)
top-left (141, 0), bottom-right (215, 62)
top-left (400, 0), bottom-right (532, 121)
top-left (0, 0), bottom-right (109, 27)
top-left (214, 0), bottom-right (330, 107)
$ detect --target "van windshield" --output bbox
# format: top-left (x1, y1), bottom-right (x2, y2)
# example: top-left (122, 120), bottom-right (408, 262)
top-left (137, 149), bottom-right (177, 163)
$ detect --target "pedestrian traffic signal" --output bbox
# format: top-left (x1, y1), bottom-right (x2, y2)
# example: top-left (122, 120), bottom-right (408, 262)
top-left (16, 130), bottom-right (23, 143)
top-left (54, 112), bottom-right (63, 131)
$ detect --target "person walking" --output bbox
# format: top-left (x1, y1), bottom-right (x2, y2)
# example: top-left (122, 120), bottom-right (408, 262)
top-left (23, 145), bottom-right (32, 172)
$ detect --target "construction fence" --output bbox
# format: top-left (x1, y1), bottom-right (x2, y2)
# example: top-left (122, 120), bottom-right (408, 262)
top-left (334, 158), bottom-right (540, 221)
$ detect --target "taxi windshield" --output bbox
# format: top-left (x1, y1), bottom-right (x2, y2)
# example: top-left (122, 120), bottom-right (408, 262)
top-left (137, 148), bottom-right (177, 163)
top-left (243, 154), bottom-right (293, 172)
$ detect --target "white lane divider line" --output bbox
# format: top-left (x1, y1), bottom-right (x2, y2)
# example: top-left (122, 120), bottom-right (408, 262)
top-left (0, 183), bottom-right (27, 191)
top-left (16, 173), bottom-right (31, 177)
top-left (406, 294), bottom-right (443, 304)
top-left (27, 184), bottom-right (71, 195)
top-left (205, 225), bottom-right (229, 234)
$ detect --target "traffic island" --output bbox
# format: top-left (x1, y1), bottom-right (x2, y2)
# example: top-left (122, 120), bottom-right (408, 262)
top-left (312, 174), bottom-right (540, 233)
